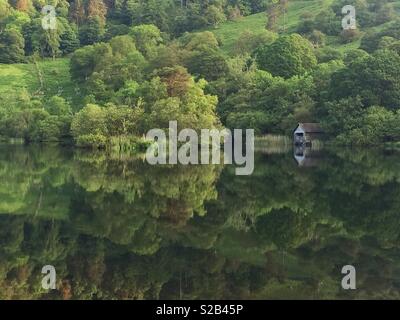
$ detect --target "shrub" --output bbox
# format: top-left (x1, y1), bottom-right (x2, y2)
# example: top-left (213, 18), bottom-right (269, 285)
top-left (340, 29), bottom-right (361, 44)
top-left (76, 133), bottom-right (107, 149)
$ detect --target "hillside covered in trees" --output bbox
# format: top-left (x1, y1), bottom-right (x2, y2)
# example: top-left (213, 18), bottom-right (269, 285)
top-left (1, 0), bottom-right (400, 145)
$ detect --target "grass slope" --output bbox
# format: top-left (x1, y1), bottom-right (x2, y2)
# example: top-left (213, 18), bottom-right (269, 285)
top-left (211, 0), bottom-right (332, 54)
top-left (211, 0), bottom-right (400, 55)
top-left (0, 58), bottom-right (80, 106)
top-left (2, 0), bottom-right (400, 107)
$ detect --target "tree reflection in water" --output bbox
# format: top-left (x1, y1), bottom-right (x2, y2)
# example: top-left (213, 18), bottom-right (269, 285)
top-left (1, 145), bottom-right (400, 299)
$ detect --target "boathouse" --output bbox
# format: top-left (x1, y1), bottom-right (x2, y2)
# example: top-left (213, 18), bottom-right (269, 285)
top-left (293, 123), bottom-right (324, 146)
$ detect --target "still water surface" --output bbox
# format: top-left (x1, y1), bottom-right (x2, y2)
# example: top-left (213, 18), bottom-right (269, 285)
top-left (1, 145), bottom-right (400, 299)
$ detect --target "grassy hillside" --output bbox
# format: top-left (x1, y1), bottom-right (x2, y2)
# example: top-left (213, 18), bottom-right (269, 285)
top-left (0, 58), bottom-right (80, 105)
top-left (2, 0), bottom-right (400, 108)
top-left (211, 0), bottom-right (400, 55)
top-left (211, 0), bottom-right (332, 54)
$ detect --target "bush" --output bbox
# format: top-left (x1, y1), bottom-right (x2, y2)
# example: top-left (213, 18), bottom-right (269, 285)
top-left (233, 29), bottom-right (277, 55)
top-left (110, 136), bottom-right (152, 152)
top-left (343, 49), bottom-right (369, 66)
top-left (296, 19), bottom-right (315, 35)
top-left (316, 47), bottom-right (343, 63)
top-left (226, 111), bottom-right (272, 135)
top-left (340, 29), bottom-right (361, 44)
top-left (307, 30), bottom-right (326, 48)
top-left (76, 133), bottom-right (107, 149)
top-left (71, 104), bottom-right (107, 139)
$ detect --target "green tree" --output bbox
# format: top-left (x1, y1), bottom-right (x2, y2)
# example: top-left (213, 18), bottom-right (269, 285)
top-left (70, 43), bottom-right (113, 83)
top-left (0, 0), bottom-right (11, 23)
top-left (313, 9), bottom-right (341, 36)
top-left (0, 28), bottom-right (25, 63)
top-left (343, 49), bottom-right (369, 66)
top-left (71, 104), bottom-right (107, 138)
top-left (316, 47), bottom-right (343, 63)
top-left (330, 49), bottom-right (400, 110)
top-left (144, 77), bottom-right (220, 131)
top-left (130, 24), bottom-right (163, 59)
top-left (181, 31), bottom-right (220, 51)
top-left (71, 104), bottom-right (108, 147)
top-left (233, 29), bottom-right (277, 55)
top-left (186, 47), bottom-right (229, 81)
top-left (307, 30), bottom-right (326, 48)
top-left (28, 18), bottom-right (62, 58)
top-left (255, 34), bottom-right (317, 78)
top-left (79, 16), bottom-right (104, 46)
top-left (125, 0), bottom-right (172, 32)
top-left (59, 20), bottom-right (80, 54)
top-left (204, 4), bottom-right (226, 28)
top-left (46, 96), bottom-right (72, 116)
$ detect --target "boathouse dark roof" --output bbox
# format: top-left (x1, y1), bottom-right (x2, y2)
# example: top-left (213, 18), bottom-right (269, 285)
top-left (296, 123), bottom-right (324, 133)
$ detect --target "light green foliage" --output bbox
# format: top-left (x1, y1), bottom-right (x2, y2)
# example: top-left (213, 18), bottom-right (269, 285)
top-left (144, 77), bottom-right (220, 131)
top-left (181, 31), bottom-right (220, 51)
top-left (1, 0), bottom-right (400, 146)
top-left (233, 29), bottom-right (277, 55)
top-left (179, 31), bottom-right (230, 81)
top-left (204, 4), bottom-right (227, 28)
top-left (3, 8), bottom-right (30, 32)
top-left (71, 104), bottom-right (107, 138)
top-left (70, 37), bottom-right (146, 103)
top-left (46, 96), bottom-right (72, 116)
top-left (0, 91), bottom-right (72, 142)
top-left (130, 24), bottom-right (163, 59)
top-left (70, 102), bottom-right (146, 147)
top-left (0, 0), bottom-right (11, 21)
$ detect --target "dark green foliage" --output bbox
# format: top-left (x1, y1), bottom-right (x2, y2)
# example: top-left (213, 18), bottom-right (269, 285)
top-left (343, 49), bottom-right (369, 66)
top-left (2, 146), bottom-right (400, 298)
top-left (0, 92), bottom-right (72, 142)
top-left (313, 9), bottom-right (341, 36)
top-left (255, 34), bottom-right (317, 78)
top-left (79, 17), bottom-right (104, 46)
top-left (361, 21), bottom-right (400, 53)
top-left (316, 47), bottom-right (343, 63)
top-left (185, 46), bottom-right (229, 81)
top-left (103, 24), bottom-right (130, 41)
top-left (330, 49), bottom-right (400, 110)
top-left (320, 97), bottom-right (400, 145)
top-left (59, 22), bottom-right (80, 54)
top-left (0, 28), bottom-right (25, 63)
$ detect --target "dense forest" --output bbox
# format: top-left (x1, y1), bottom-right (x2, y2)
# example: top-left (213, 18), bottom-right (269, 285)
top-left (1, 0), bottom-right (400, 146)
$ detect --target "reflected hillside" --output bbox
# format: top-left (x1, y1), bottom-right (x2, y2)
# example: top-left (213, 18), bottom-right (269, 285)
top-left (1, 146), bottom-right (400, 299)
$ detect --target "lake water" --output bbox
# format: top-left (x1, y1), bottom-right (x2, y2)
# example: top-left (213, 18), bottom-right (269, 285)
top-left (1, 144), bottom-right (400, 299)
